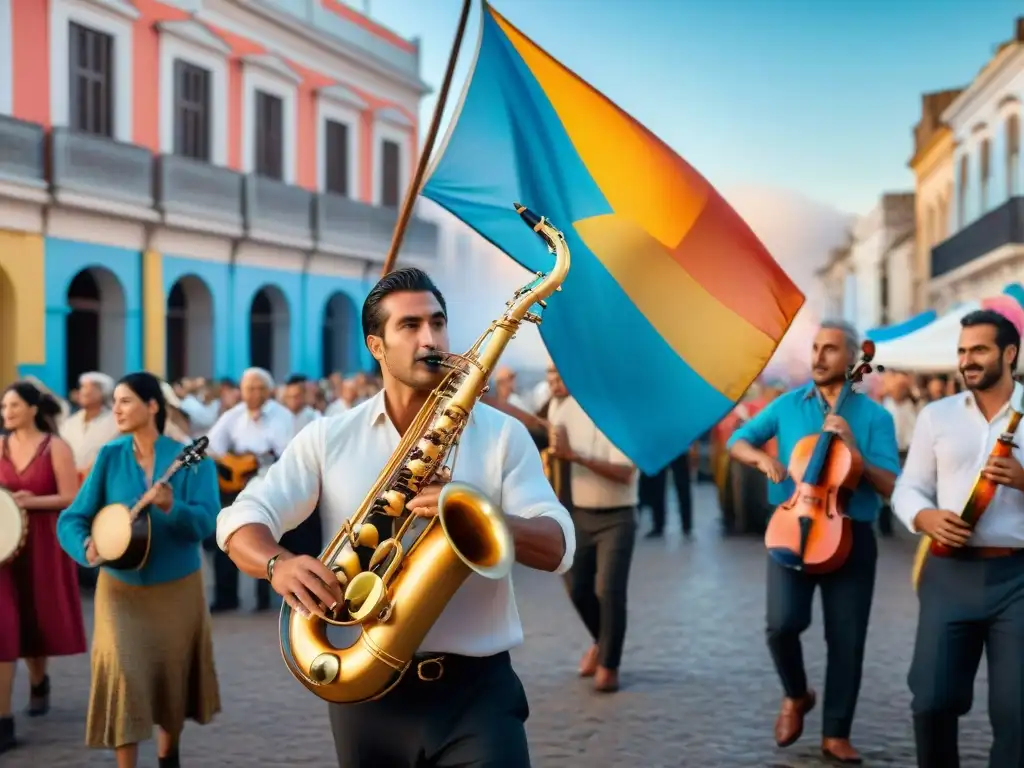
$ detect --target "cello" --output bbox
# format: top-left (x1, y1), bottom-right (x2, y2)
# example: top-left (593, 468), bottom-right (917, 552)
top-left (764, 341), bottom-right (882, 573)
top-left (910, 404), bottom-right (1023, 590)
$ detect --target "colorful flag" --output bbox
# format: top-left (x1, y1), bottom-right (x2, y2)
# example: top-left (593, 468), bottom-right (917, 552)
top-left (423, 2), bottom-right (804, 474)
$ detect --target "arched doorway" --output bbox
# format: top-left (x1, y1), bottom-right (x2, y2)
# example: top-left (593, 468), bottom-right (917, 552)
top-left (321, 291), bottom-right (357, 376)
top-left (65, 267), bottom-right (126, 393)
top-left (0, 268), bottom-right (15, 387)
top-left (166, 275), bottom-right (215, 382)
top-left (249, 285), bottom-right (290, 381)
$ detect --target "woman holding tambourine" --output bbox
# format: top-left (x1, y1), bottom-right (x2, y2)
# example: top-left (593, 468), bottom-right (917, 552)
top-left (0, 380), bottom-right (83, 755)
top-left (56, 372), bottom-right (221, 768)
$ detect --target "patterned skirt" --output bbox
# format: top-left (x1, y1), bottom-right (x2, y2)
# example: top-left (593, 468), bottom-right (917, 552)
top-left (86, 569), bottom-right (221, 748)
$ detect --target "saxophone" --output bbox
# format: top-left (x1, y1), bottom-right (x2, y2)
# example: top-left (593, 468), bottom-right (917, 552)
top-left (279, 203), bottom-right (571, 703)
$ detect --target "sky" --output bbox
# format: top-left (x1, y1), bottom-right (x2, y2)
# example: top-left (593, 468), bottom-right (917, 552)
top-left (354, 0), bottom-right (1023, 216)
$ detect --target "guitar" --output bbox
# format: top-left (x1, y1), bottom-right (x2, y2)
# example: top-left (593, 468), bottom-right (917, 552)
top-left (911, 406), bottom-right (1023, 590)
top-left (763, 342), bottom-right (882, 573)
top-left (89, 437), bottom-right (209, 571)
top-left (215, 452), bottom-right (273, 495)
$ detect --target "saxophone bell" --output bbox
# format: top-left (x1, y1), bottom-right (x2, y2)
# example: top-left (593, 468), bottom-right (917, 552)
top-left (438, 481), bottom-right (516, 580)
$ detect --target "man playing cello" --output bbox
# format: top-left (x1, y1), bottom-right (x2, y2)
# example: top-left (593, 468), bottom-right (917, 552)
top-left (727, 319), bottom-right (900, 764)
top-left (893, 304), bottom-right (1024, 768)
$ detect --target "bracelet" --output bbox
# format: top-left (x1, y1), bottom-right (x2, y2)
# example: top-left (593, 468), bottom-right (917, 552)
top-left (266, 553), bottom-right (283, 583)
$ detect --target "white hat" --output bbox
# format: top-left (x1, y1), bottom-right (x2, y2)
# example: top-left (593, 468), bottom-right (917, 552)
top-left (159, 380), bottom-right (183, 410)
top-left (79, 372), bottom-right (115, 398)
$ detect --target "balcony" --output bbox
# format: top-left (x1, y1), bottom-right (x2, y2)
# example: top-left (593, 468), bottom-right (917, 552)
top-left (243, 175), bottom-right (315, 249)
top-left (50, 128), bottom-right (155, 219)
top-left (155, 154), bottom-right (244, 237)
top-left (931, 197), bottom-right (1024, 278)
top-left (316, 194), bottom-right (438, 263)
top-left (0, 115), bottom-right (47, 202)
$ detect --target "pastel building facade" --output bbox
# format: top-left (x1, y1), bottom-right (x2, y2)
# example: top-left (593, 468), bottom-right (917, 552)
top-left (0, 0), bottom-right (438, 393)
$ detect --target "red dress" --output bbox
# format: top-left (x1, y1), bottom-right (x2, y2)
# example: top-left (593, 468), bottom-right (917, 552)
top-left (0, 435), bottom-right (87, 661)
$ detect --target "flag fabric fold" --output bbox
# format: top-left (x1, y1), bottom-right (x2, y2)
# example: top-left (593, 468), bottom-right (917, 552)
top-left (422, 1), bottom-right (804, 474)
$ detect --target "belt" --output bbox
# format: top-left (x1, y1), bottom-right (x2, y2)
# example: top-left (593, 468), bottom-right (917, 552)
top-left (409, 651), bottom-right (510, 683)
top-left (946, 546), bottom-right (1023, 560)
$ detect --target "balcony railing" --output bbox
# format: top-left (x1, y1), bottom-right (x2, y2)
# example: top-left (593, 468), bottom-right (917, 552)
top-left (243, 175), bottom-right (316, 247)
top-left (155, 154), bottom-right (244, 235)
top-left (51, 128), bottom-right (154, 209)
top-left (931, 197), bottom-right (1024, 278)
top-left (315, 194), bottom-right (439, 262)
top-left (1, 125), bottom-right (439, 263)
top-left (0, 115), bottom-right (46, 192)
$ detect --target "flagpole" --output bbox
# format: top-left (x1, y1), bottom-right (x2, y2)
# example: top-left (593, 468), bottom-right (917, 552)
top-left (379, 0), bottom-right (473, 277)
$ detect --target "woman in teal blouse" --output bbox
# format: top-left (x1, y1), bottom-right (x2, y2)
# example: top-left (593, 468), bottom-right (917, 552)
top-left (57, 372), bottom-right (221, 768)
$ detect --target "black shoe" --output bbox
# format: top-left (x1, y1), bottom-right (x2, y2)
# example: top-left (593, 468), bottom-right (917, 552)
top-left (159, 748), bottom-right (180, 768)
top-left (0, 716), bottom-right (16, 754)
top-left (27, 675), bottom-right (49, 717)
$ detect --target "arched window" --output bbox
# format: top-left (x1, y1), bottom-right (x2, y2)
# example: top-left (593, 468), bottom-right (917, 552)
top-left (1007, 113), bottom-right (1020, 197)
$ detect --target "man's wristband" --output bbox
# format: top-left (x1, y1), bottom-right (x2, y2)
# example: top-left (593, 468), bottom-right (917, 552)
top-left (266, 553), bottom-right (284, 582)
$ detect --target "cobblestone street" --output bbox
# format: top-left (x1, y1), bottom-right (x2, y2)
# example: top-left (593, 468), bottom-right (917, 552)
top-left (6, 486), bottom-right (992, 767)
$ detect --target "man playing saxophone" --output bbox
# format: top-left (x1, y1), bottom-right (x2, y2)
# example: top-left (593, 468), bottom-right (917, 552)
top-left (216, 267), bottom-right (575, 768)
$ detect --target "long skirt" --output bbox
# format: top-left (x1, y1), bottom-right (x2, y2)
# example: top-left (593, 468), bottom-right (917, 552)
top-left (86, 569), bottom-right (221, 748)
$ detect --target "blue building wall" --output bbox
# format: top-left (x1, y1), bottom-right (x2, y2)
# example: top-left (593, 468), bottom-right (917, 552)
top-left (42, 238), bottom-right (143, 392)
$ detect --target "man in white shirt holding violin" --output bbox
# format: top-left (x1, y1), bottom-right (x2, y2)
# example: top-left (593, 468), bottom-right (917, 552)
top-left (893, 302), bottom-right (1024, 768)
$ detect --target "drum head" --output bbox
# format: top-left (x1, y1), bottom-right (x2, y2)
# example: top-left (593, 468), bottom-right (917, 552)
top-left (0, 490), bottom-right (25, 564)
top-left (92, 504), bottom-right (133, 561)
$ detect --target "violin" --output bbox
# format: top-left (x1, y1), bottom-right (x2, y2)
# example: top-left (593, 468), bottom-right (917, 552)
top-left (764, 341), bottom-right (882, 573)
top-left (911, 405), bottom-right (1023, 590)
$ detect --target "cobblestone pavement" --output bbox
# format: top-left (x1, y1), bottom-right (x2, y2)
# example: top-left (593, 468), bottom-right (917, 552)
top-left (6, 485), bottom-right (993, 767)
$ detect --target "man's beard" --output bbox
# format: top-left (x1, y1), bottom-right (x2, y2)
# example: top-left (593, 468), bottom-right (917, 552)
top-left (961, 360), bottom-right (1003, 391)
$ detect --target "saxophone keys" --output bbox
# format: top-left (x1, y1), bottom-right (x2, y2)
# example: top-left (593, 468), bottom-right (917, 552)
top-left (345, 571), bottom-right (389, 623)
top-left (332, 548), bottom-right (362, 582)
top-left (368, 538), bottom-right (399, 571)
top-left (417, 441), bottom-right (442, 462)
top-left (378, 490), bottom-right (406, 516)
top-left (352, 523), bottom-right (380, 550)
top-left (406, 458), bottom-right (431, 479)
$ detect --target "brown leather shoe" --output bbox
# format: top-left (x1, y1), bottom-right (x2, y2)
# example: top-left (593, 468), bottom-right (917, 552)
top-left (578, 645), bottom-right (598, 677)
top-left (821, 738), bottom-right (862, 764)
top-left (774, 689), bottom-right (816, 747)
top-left (594, 666), bottom-right (619, 693)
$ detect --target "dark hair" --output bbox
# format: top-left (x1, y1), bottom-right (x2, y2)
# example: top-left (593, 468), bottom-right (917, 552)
top-left (361, 267), bottom-right (447, 342)
top-left (285, 374), bottom-right (308, 386)
top-left (117, 372), bottom-right (167, 433)
top-left (3, 381), bottom-right (62, 434)
top-left (961, 309), bottom-right (1021, 370)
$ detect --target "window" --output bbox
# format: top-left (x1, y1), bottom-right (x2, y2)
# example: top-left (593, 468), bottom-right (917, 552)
top-left (1008, 114), bottom-right (1020, 198)
top-left (255, 90), bottom-right (283, 180)
top-left (173, 60), bottom-right (210, 161)
top-left (980, 138), bottom-right (991, 213)
top-left (69, 21), bottom-right (114, 137)
top-left (325, 120), bottom-right (350, 196)
top-left (381, 139), bottom-right (400, 207)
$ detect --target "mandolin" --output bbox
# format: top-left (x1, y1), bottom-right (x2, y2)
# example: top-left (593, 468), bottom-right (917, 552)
top-left (90, 437), bottom-right (209, 571)
top-left (911, 406), bottom-right (1023, 590)
top-left (764, 342), bottom-right (881, 573)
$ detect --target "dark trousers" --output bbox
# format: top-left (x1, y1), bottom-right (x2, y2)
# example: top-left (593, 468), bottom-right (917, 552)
top-left (765, 520), bottom-right (877, 738)
top-left (877, 450), bottom-right (908, 536)
top-left (639, 452), bottom-right (693, 534)
top-left (909, 549), bottom-right (1024, 768)
top-left (207, 495), bottom-right (323, 610)
top-left (563, 506), bottom-right (637, 670)
top-left (328, 652), bottom-right (530, 767)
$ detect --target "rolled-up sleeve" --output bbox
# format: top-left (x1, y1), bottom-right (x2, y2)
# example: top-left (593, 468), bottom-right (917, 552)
top-left (726, 399), bottom-right (780, 451)
top-left (216, 419), bottom-right (324, 551)
top-left (891, 407), bottom-right (937, 533)
top-left (499, 417), bottom-right (575, 575)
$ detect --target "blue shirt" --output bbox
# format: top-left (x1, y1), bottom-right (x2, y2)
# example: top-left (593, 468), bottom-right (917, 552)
top-left (726, 383), bottom-right (901, 523)
top-left (57, 434), bottom-right (220, 586)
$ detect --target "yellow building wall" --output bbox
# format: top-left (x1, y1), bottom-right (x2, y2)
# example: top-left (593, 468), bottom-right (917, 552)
top-left (0, 231), bottom-right (45, 386)
top-left (142, 249), bottom-right (166, 378)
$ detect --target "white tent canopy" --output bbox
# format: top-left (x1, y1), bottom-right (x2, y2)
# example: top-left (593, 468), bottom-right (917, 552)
top-left (872, 301), bottom-right (981, 372)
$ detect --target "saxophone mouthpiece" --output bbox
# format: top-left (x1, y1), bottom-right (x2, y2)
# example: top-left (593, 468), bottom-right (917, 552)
top-left (513, 202), bottom-right (543, 232)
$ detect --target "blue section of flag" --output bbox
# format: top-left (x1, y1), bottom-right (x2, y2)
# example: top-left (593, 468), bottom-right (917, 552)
top-left (423, 9), bottom-right (734, 473)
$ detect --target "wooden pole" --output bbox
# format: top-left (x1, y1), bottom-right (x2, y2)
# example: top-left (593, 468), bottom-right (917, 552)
top-left (379, 0), bottom-right (473, 278)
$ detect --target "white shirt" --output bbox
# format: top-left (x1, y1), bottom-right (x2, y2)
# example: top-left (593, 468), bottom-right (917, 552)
top-left (288, 406), bottom-right (320, 438)
top-left (217, 390), bottom-right (575, 656)
top-left (325, 399), bottom-right (352, 418)
top-left (206, 401), bottom-right (292, 459)
top-left (548, 396), bottom-right (639, 509)
top-left (883, 396), bottom-right (917, 452)
top-left (179, 395), bottom-right (220, 432)
top-left (59, 408), bottom-right (120, 471)
top-left (892, 382), bottom-right (1024, 547)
